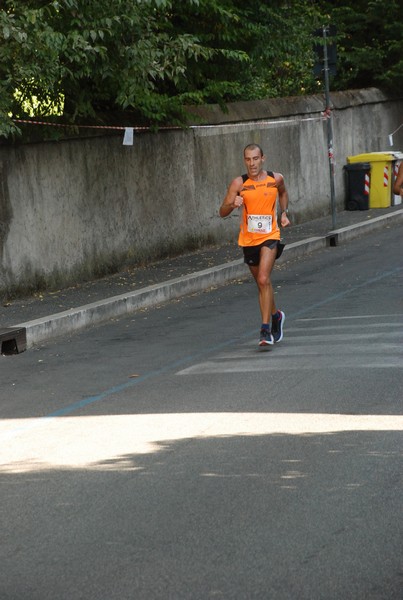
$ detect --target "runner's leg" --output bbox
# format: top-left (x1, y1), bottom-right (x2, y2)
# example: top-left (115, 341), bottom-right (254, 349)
top-left (249, 245), bottom-right (277, 324)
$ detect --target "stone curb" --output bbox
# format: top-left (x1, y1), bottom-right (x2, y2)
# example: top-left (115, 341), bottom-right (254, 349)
top-left (17, 209), bottom-right (403, 348)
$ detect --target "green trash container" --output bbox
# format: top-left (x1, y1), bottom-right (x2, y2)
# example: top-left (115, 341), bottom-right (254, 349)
top-left (347, 152), bottom-right (394, 208)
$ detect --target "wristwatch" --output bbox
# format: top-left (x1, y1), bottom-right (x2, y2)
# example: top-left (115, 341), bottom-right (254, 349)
top-left (282, 209), bottom-right (289, 215)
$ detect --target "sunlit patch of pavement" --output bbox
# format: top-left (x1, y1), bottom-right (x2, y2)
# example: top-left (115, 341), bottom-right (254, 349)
top-left (1, 412), bottom-right (402, 473)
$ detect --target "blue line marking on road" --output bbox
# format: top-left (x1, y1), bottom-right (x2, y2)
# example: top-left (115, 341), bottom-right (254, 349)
top-left (2, 266), bottom-right (401, 440)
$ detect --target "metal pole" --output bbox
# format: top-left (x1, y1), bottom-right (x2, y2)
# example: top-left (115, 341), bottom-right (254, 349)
top-left (323, 26), bottom-right (337, 230)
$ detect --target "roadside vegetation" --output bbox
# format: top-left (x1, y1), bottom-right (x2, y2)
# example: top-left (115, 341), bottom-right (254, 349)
top-left (1, 0), bottom-right (401, 139)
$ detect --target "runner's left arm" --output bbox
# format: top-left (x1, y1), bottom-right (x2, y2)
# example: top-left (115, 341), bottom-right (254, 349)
top-left (274, 173), bottom-right (291, 227)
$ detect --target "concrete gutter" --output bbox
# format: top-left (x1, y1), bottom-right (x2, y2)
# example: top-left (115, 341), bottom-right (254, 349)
top-left (16, 209), bottom-right (403, 348)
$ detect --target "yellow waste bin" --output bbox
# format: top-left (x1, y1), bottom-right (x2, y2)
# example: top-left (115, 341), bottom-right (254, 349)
top-left (347, 152), bottom-right (394, 208)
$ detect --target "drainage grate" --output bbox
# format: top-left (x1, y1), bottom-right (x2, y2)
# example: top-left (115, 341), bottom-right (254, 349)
top-left (327, 234), bottom-right (338, 247)
top-left (0, 327), bottom-right (27, 355)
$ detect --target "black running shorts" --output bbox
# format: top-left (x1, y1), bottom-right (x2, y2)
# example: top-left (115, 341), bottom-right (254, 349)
top-left (242, 239), bottom-right (279, 266)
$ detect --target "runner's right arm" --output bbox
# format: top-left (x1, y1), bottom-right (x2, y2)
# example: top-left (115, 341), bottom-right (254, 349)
top-left (219, 176), bottom-right (244, 217)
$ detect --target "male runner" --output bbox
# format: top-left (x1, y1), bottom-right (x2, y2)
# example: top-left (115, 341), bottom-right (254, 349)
top-left (219, 143), bottom-right (291, 346)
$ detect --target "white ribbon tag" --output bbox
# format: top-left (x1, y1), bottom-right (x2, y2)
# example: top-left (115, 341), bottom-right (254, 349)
top-left (123, 127), bottom-right (134, 146)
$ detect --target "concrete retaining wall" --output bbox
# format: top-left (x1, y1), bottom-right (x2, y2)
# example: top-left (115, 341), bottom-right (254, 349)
top-left (1, 87), bottom-right (402, 298)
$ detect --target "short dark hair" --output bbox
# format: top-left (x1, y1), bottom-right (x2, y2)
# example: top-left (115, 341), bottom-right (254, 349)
top-left (244, 143), bottom-right (264, 157)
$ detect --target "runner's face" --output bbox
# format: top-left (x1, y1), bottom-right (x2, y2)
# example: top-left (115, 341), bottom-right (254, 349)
top-left (244, 148), bottom-right (265, 178)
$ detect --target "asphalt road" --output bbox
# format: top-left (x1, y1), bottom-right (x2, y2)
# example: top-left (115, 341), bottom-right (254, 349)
top-left (1, 223), bottom-right (402, 600)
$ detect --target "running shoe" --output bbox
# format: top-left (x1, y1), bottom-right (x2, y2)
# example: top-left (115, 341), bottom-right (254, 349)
top-left (259, 328), bottom-right (274, 346)
top-left (271, 310), bottom-right (285, 343)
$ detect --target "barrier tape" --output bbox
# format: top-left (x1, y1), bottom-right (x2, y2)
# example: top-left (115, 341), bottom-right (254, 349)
top-left (13, 119), bottom-right (145, 131)
top-left (12, 112), bottom-right (332, 146)
top-left (12, 112), bottom-right (329, 132)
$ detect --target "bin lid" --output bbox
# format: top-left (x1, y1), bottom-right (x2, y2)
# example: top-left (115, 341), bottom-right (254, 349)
top-left (347, 152), bottom-right (395, 163)
top-left (344, 162), bottom-right (370, 170)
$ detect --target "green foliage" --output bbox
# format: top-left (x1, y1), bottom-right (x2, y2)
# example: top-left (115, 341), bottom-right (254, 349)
top-left (0, 0), bottom-right (401, 139)
top-left (225, 1), bottom-right (323, 99)
top-left (0, 0), bottom-right (248, 136)
top-left (322, 0), bottom-right (403, 93)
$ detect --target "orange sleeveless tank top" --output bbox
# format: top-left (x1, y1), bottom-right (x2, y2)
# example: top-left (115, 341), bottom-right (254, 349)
top-left (238, 172), bottom-right (280, 247)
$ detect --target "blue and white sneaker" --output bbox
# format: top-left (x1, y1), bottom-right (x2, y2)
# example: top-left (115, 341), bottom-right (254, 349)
top-left (259, 328), bottom-right (274, 346)
top-left (271, 310), bottom-right (285, 343)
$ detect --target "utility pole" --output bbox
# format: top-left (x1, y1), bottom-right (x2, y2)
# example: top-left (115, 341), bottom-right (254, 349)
top-left (314, 26), bottom-right (337, 230)
top-left (322, 26), bottom-right (337, 230)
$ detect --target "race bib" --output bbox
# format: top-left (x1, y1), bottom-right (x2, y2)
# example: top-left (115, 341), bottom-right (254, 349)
top-left (247, 214), bottom-right (272, 234)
